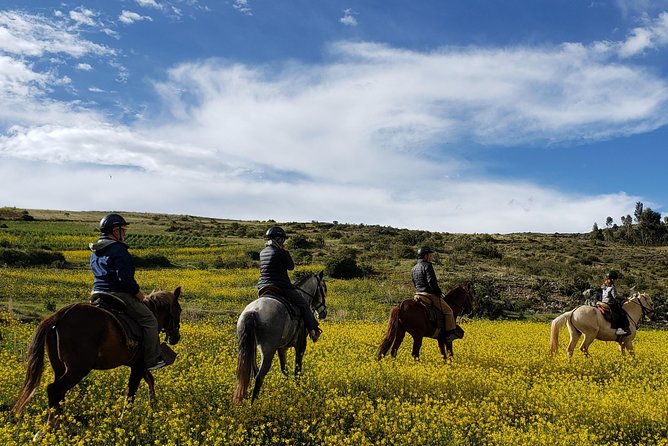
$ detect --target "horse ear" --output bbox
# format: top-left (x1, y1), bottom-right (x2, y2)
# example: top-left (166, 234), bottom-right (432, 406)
top-left (318, 270), bottom-right (324, 279)
top-left (174, 286), bottom-right (181, 299)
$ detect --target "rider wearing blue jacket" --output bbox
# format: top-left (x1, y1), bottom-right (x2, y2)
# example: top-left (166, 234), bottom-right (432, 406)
top-left (90, 213), bottom-right (166, 371)
top-left (258, 226), bottom-right (321, 342)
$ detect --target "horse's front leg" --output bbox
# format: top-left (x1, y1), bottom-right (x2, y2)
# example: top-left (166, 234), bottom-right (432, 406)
top-left (294, 333), bottom-right (307, 376)
top-left (437, 339), bottom-right (447, 362)
top-left (144, 371), bottom-right (156, 401)
top-left (623, 340), bottom-right (635, 359)
top-left (445, 341), bottom-right (454, 360)
top-left (121, 366), bottom-right (145, 419)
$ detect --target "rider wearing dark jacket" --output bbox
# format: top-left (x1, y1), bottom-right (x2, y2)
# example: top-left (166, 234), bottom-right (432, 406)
top-left (411, 246), bottom-right (460, 343)
top-left (600, 271), bottom-right (630, 336)
top-left (90, 213), bottom-right (166, 371)
top-left (258, 226), bottom-right (321, 342)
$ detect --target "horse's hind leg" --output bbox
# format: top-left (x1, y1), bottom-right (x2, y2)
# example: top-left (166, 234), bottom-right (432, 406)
top-left (566, 326), bottom-right (581, 358)
top-left (411, 335), bottom-right (423, 361)
top-left (46, 367), bottom-right (91, 428)
top-left (390, 326), bottom-right (406, 358)
top-left (251, 349), bottom-right (276, 403)
top-left (579, 335), bottom-right (595, 358)
top-left (278, 348), bottom-right (288, 376)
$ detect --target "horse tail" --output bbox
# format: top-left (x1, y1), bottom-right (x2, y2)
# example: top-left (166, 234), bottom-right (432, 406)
top-left (376, 304), bottom-right (401, 360)
top-left (549, 311), bottom-right (571, 355)
top-left (14, 312), bottom-right (61, 414)
top-left (233, 311), bottom-right (257, 404)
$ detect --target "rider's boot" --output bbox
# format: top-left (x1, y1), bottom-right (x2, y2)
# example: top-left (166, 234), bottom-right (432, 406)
top-left (615, 327), bottom-right (630, 336)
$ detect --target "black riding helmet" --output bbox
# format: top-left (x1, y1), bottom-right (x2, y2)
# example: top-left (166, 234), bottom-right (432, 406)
top-left (99, 213), bottom-right (128, 234)
top-left (265, 226), bottom-right (288, 240)
top-left (606, 271), bottom-right (620, 280)
top-left (417, 246), bottom-right (434, 259)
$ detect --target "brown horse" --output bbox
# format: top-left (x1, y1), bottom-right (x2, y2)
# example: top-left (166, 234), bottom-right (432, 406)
top-left (13, 287), bottom-right (182, 428)
top-left (377, 283), bottom-right (474, 362)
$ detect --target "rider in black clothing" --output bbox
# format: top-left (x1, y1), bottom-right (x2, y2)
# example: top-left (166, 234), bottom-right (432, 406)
top-left (257, 226), bottom-right (321, 342)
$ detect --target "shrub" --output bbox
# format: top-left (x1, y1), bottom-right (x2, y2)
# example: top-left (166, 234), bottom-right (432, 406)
top-left (325, 250), bottom-right (365, 279)
top-left (133, 254), bottom-right (172, 268)
top-left (0, 248), bottom-right (65, 266)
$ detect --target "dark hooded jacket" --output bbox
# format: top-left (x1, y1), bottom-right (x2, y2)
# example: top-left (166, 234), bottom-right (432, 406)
top-left (89, 236), bottom-right (140, 295)
top-left (411, 259), bottom-right (442, 296)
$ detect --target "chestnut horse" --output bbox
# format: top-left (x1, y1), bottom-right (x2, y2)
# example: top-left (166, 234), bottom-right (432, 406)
top-left (377, 283), bottom-right (474, 362)
top-left (550, 292), bottom-right (654, 358)
top-left (14, 287), bottom-right (182, 428)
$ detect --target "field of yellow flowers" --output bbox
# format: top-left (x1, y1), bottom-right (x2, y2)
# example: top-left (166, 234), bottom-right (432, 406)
top-left (2, 304), bottom-right (668, 444)
top-left (1, 215), bottom-right (668, 445)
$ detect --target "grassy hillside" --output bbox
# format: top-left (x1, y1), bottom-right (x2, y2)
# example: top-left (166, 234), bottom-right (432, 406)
top-left (1, 207), bottom-right (667, 324)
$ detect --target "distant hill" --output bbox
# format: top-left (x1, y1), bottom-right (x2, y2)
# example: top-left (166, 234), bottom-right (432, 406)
top-left (1, 207), bottom-right (667, 324)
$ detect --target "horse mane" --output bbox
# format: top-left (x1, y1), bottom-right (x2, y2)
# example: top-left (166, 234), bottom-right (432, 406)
top-left (143, 290), bottom-right (173, 312)
top-left (294, 274), bottom-right (313, 287)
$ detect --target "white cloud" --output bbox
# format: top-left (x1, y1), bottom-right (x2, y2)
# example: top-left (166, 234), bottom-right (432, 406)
top-left (0, 11), bottom-right (113, 57)
top-left (136, 0), bottom-right (163, 9)
top-left (340, 9), bottom-right (358, 27)
top-left (2, 11), bottom-right (668, 232)
top-left (233, 0), bottom-right (252, 16)
top-left (76, 63), bottom-right (93, 71)
top-left (119, 10), bottom-right (153, 25)
top-left (69, 7), bottom-right (98, 27)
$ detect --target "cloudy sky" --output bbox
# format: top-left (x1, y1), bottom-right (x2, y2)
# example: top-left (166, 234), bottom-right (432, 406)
top-left (2, 1), bottom-right (668, 233)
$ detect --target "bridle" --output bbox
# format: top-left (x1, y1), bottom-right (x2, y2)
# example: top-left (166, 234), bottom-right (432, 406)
top-left (296, 274), bottom-right (327, 316)
top-left (625, 295), bottom-right (655, 330)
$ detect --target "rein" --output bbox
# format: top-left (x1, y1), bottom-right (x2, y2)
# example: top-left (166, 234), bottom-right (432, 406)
top-left (625, 297), bottom-right (654, 330)
top-left (295, 275), bottom-right (327, 314)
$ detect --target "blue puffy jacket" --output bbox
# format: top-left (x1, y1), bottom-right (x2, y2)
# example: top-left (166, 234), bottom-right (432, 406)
top-left (89, 237), bottom-right (140, 295)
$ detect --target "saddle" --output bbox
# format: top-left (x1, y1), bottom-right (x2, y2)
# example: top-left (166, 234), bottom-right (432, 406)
top-left (258, 286), bottom-right (299, 320)
top-left (90, 292), bottom-right (143, 349)
top-left (89, 292), bottom-right (177, 366)
top-left (594, 302), bottom-right (626, 329)
top-left (413, 293), bottom-right (445, 336)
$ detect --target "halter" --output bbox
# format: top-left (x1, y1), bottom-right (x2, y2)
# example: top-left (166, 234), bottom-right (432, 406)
top-left (625, 296), bottom-right (655, 330)
top-left (296, 274), bottom-right (327, 315)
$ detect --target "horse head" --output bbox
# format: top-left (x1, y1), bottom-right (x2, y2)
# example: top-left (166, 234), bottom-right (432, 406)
top-left (633, 292), bottom-right (655, 322)
top-left (146, 286), bottom-right (182, 345)
top-left (296, 271), bottom-right (327, 320)
top-left (445, 282), bottom-right (474, 316)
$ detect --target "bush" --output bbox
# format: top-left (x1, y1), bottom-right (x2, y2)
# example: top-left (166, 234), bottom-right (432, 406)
top-left (133, 254), bottom-right (172, 268)
top-left (0, 248), bottom-right (65, 266)
top-left (325, 251), bottom-right (365, 279)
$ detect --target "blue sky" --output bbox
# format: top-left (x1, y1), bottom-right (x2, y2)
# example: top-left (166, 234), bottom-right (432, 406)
top-left (2, 0), bottom-right (668, 233)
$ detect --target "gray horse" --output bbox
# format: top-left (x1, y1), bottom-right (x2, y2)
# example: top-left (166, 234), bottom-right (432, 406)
top-left (233, 271), bottom-right (327, 404)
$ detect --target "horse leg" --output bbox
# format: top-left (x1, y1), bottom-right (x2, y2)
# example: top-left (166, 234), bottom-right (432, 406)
top-left (446, 341), bottom-right (454, 360)
top-left (46, 367), bottom-right (91, 429)
top-left (390, 326), bottom-right (406, 358)
top-left (411, 335), bottom-right (423, 361)
top-left (579, 335), bottom-right (595, 358)
top-left (619, 340), bottom-right (636, 359)
top-left (294, 335), bottom-right (307, 377)
top-left (438, 340), bottom-right (447, 362)
top-left (251, 349), bottom-right (276, 403)
top-left (566, 327), bottom-right (581, 359)
top-left (144, 371), bottom-right (156, 400)
top-left (278, 348), bottom-right (288, 376)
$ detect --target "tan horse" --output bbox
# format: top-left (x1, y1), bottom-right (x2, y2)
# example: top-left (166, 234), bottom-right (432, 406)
top-left (550, 293), bottom-right (654, 358)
